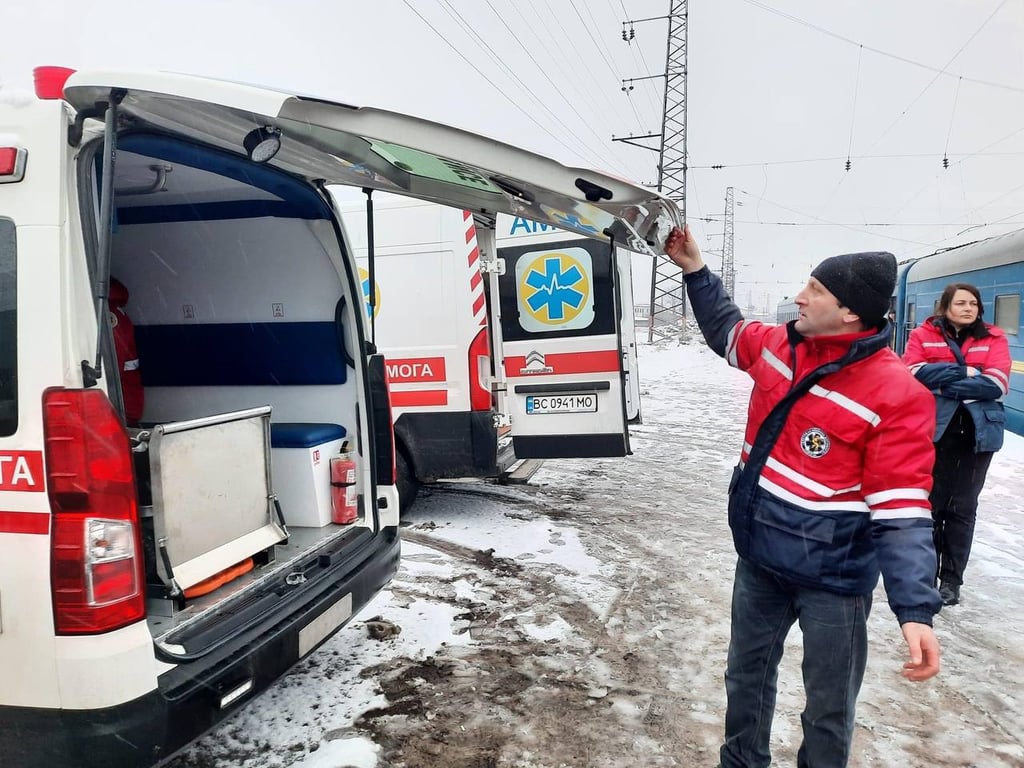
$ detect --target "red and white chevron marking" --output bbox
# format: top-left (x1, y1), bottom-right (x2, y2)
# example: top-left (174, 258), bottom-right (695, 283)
top-left (464, 210), bottom-right (487, 327)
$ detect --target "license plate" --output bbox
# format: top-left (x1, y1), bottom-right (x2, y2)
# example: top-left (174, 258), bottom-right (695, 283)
top-left (298, 593), bottom-right (352, 657)
top-left (526, 393), bottom-right (598, 414)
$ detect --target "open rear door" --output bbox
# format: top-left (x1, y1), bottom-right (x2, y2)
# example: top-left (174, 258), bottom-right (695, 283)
top-left (63, 70), bottom-right (680, 253)
top-left (493, 216), bottom-right (638, 458)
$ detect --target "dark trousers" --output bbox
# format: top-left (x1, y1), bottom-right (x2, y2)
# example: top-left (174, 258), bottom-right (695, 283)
top-left (720, 559), bottom-right (870, 768)
top-left (930, 426), bottom-right (993, 587)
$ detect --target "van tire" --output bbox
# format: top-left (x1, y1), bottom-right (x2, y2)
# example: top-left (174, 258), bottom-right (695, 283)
top-left (396, 450), bottom-right (420, 513)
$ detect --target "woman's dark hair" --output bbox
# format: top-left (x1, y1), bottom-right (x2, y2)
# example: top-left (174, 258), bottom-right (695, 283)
top-left (937, 282), bottom-right (988, 338)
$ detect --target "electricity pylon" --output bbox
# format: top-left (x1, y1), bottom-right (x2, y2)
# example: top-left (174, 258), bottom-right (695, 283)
top-left (721, 187), bottom-right (735, 299)
top-left (617, 1), bottom-right (688, 342)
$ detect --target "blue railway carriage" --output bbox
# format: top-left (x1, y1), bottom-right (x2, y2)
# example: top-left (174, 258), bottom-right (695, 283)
top-left (894, 227), bottom-right (1024, 437)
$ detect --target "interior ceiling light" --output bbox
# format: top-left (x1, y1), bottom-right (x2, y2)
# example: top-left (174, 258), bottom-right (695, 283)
top-left (243, 126), bottom-right (282, 163)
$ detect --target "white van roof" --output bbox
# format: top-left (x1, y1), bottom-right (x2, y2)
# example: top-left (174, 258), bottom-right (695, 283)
top-left (63, 70), bottom-right (680, 255)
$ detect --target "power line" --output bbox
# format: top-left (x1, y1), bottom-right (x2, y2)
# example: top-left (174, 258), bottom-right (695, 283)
top-left (863, 0), bottom-right (1009, 153)
top-left (608, 0), bottom-right (662, 118)
top-left (957, 178), bottom-right (1024, 226)
top-left (434, 0), bottom-right (624, 172)
top-left (466, 0), bottom-right (634, 171)
top-left (735, 0), bottom-right (1024, 94)
top-left (845, 45), bottom-right (863, 169)
top-left (686, 150), bottom-right (707, 231)
top-left (538, 0), bottom-right (647, 129)
top-left (819, 42), bottom-right (863, 215)
top-left (902, 210), bottom-right (1024, 258)
top-left (715, 218), bottom-right (1024, 228)
top-left (568, 0), bottom-right (624, 84)
top-left (401, 0), bottom-right (630, 174)
top-left (689, 150), bottom-right (1024, 170)
top-left (942, 77), bottom-right (963, 167)
top-left (566, 0), bottom-right (630, 83)
top-left (817, 0), bottom-right (1006, 220)
top-left (520, 0), bottom-right (628, 121)
top-left (892, 124), bottom-right (1024, 218)
top-left (735, 188), bottom-right (941, 246)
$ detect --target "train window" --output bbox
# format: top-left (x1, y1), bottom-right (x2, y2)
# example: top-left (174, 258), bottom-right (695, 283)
top-left (907, 303), bottom-right (916, 328)
top-left (994, 294), bottom-right (1020, 336)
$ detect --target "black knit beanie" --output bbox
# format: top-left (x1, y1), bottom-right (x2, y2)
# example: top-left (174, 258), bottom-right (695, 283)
top-left (810, 251), bottom-right (897, 324)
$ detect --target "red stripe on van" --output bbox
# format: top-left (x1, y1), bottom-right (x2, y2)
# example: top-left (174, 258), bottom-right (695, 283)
top-left (0, 511), bottom-right (50, 535)
top-left (504, 350), bottom-right (620, 376)
top-left (472, 294), bottom-right (486, 316)
top-left (390, 389), bottom-right (449, 407)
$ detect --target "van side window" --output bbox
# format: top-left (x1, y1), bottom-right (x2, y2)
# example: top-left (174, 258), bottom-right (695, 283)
top-left (496, 238), bottom-right (615, 342)
top-left (0, 218), bottom-right (15, 436)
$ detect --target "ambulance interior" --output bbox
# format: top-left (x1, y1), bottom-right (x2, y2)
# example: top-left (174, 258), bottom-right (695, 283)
top-left (96, 133), bottom-right (374, 623)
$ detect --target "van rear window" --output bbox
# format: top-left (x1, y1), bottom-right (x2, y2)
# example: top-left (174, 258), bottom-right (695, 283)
top-left (0, 218), bottom-right (15, 436)
top-left (496, 238), bottom-right (616, 343)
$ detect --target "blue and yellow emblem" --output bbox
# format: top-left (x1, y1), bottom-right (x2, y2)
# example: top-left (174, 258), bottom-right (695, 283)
top-left (358, 267), bottom-right (382, 320)
top-left (515, 247), bottom-right (595, 332)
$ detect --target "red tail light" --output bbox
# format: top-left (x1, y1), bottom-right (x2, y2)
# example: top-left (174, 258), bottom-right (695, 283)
top-left (0, 147), bottom-right (27, 183)
top-left (43, 388), bottom-right (145, 635)
top-left (468, 327), bottom-right (492, 412)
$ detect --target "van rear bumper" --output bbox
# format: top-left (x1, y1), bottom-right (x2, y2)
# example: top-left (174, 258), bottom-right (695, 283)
top-left (0, 527), bottom-right (400, 768)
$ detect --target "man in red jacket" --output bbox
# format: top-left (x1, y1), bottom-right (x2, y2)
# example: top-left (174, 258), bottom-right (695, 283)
top-left (665, 225), bottom-right (941, 768)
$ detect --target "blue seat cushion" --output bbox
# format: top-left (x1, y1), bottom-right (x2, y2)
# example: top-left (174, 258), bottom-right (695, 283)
top-left (271, 422), bottom-right (346, 449)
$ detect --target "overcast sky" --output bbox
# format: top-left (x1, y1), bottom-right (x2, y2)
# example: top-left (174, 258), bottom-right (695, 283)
top-left (3, 0), bottom-right (1023, 310)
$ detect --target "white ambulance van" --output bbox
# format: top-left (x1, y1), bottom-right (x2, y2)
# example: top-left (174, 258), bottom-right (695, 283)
top-left (335, 196), bottom-right (645, 507)
top-left (0, 67), bottom-right (678, 767)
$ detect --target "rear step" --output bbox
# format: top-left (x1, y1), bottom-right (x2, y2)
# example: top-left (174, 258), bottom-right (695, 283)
top-left (499, 458), bottom-right (545, 485)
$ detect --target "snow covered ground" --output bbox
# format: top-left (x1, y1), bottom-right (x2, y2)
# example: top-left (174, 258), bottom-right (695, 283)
top-left (167, 340), bottom-right (1024, 768)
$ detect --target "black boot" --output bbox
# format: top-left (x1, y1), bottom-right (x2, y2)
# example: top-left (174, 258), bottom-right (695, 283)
top-left (939, 581), bottom-right (960, 606)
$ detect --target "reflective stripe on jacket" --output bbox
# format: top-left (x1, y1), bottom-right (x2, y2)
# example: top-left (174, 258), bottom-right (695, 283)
top-left (685, 266), bottom-right (941, 625)
top-left (902, 316), bottom-right (1010, 453)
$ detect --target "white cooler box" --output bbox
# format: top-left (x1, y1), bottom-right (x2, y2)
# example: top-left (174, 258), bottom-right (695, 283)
top-left (270, 422), bottom-right (347, 527)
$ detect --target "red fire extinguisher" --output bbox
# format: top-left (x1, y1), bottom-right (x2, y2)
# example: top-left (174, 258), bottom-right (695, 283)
top-left (330, 441), bottom-right (358, 524)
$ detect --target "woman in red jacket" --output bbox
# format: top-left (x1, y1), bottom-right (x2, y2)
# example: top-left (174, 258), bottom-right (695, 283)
top-left (902, 283), bottom-right (1011, 606)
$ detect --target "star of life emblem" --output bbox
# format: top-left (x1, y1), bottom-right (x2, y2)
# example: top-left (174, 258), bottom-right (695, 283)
top-left (800, 427), bottom-right (830, 458)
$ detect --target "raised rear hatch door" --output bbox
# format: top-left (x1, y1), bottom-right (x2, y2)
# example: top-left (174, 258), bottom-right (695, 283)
top-left (63, 70), bottom-right (680, 251)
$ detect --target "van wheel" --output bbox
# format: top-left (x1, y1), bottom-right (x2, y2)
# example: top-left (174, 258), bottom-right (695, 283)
top-left (396, 450), bottom-right (420, 513)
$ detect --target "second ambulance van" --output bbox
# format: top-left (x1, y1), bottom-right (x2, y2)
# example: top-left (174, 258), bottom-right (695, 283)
top-left (337, 195), bottom-right (646, 507)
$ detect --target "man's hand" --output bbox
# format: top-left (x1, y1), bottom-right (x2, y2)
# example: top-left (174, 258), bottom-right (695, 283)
top-left (665, 225), bottom-right (705, 274)
top-left (901, 622), bottom-right (940, 681)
